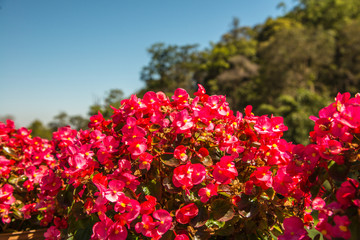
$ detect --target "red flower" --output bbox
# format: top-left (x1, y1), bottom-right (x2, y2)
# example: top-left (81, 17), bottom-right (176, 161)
top-left (250, 166), bottom-right (273, 190)
top-left (175, 203), bottom-right (198, 224)
top-left (127, 138), bottom-right (147, 159)
top-left (140, 195), bottom-right (157, 215)
top-left (114, 195), bottom-right (140, 222)
top-left (172, 162), bottom-right (206, 190)
top-left (213, 156), bottom-right (238, 184)
top-left (172, 88), bottom-right (189, 103)
top-left (198, 183), bottom-right (218, 203)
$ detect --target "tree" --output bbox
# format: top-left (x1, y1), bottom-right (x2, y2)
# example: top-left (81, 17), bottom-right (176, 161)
top-left (28, 119), bottom-right (52, 140)
top-left (88, 89), bottom-right (124, 119)
top-left (48, 112), bottom-right (88, 132)
top-left (139, 43), bottom-right (200, 96)
top-left (286, 0), bottom-right (360, 29)
top-left (257, 22), bottom-right (335, 104)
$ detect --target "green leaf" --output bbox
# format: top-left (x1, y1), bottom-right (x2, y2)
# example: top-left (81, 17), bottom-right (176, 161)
top-left (216, 222), bottom-right (235, 236)
top-left (329, 162), bottom-right (349, 182)
top-left (205, 219), bottom-right (225, 229)
top-left (160, 154), bottom-right (180, 167)
top-left (211, 199), bottom-right (235, 222)
top-left (149, 124), bottom-right (161, 132)
top-left (190, 203), bottom-right (209, 228)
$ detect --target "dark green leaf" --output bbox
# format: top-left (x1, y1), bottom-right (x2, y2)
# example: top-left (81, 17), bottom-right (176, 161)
top-left (211, 199), bottom-right (235, 222)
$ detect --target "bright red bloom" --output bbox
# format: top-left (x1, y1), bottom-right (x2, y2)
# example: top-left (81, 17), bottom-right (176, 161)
top-left (198, 183), bottom-right (218, 203)
top-left (175, 203), bottom-right (198, 224)
top-left (21, 203), bottom-right (35, 219)
top-left (114, 195), bottom-right (140, 222)
top-left (135, 214), bottom-right (159, 239)
top-left (127, 138), bottom-right (147, 159)
top-left (250, 166), bottom-right (273, 190)
top-left (92, 172), bottom-right (108, 193)
top-left (172, 162), bottom-right (206, 190)
top-left (172, 88), bottom-right (189, 103)
top-left (88, 111), bottom-right (104, 128)
top-left (213, 156), bottom-right (238, 184)
top-left (140, 195), bottom-right (157, 215)
top-left (273, 167), bottom-right (294, 196)
top-left (174, 233), bottom-right (190, 240)
top-left (138, 152), bottom-right (153, 171)
top-left (0, 204), bottom-right (10, 224)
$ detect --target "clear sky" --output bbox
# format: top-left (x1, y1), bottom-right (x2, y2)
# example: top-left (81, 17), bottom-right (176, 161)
top-left (0, 0), bottom-right (297, 127)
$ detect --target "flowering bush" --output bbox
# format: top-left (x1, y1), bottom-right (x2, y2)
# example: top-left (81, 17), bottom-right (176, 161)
top-left (0, 86), bottom-right (359, 240)
top-left (0, 120), bottom-right (64, 233)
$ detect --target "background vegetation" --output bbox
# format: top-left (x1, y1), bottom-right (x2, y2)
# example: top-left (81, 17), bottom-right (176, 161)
top-left (28, 0), bottom-right (360, 145)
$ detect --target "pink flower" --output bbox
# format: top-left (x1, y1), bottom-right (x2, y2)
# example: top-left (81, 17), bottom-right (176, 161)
top-left (104, 180), bottom-right (125, 202)
top-left (175, 203), bottom-right (199, 224)
top-left (174, 145), bottom-right (188, 162)
top-left (312, 197), bottom-right (326, 210)
top-left (254, 116), bottom-right (273, 134)
top-left (331, 215), bottom-right (351, 239)
top-left (107, 221), bottom-right (128, 240)
top-left (0, 184), bottom-right (15, 205)
top-left (138, 152), bottom-right (153, 171)
top-left (173, 110), bottom-right (194, 133)
top-left (153, 209), bottom-right (172, 234)
top-left (336, 178), bottom-right (359, 207)
top-left (44, 226), bottom-right (61, 240)
top-left (91, 216), bottom-right (113, 240)
top-left (135, 214), bottom-right (159, 239)
top-left (278, 217), bottom-right (310, 240)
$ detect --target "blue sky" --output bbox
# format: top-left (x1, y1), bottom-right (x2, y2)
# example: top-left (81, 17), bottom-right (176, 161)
top-left (0, 0), bottom-right (296, 127)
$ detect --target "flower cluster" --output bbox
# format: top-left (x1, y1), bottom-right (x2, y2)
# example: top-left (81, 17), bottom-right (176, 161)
top-left (0, 120), bottom-right (64, 233)
top-left (0, 87), bottom-right (359, 240)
